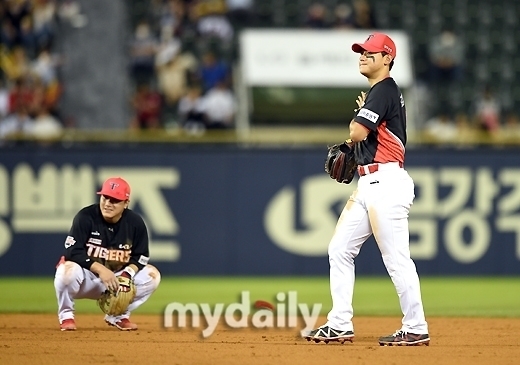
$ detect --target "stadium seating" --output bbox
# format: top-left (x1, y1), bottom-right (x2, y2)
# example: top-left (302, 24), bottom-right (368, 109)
top-left (126, 0), bottom-right (519, 120)
top-left (246, 0), bottom-right (520, 114)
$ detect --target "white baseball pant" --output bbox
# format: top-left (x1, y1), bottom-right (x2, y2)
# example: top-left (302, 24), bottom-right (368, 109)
top-left (326, 162), bottom-right (428, 334)
top-left (54, 261), bottom-right (161, 324)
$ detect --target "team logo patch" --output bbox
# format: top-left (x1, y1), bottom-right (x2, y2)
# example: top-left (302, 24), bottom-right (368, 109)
top-left (138, 255), bottom-right (150, 265)
top-left (358, 108), bottom-right (379, 123)
top-left (64, 236), bottom-right (76, 248)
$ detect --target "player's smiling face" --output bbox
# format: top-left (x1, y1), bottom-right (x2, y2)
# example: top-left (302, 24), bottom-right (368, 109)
top-left (99, 195), bottom-right (129, 223)
top-left (358, 50), bottom-right (385, 77)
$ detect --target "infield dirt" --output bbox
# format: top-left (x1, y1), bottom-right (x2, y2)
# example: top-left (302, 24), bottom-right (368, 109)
top-left (1, 314), bottom-right (519, 365)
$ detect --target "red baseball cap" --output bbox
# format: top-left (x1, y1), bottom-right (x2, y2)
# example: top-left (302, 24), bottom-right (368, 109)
top-left (97, 177), bottom-right (131, 201)
top-left (352, 32), bottom-right (396, 59)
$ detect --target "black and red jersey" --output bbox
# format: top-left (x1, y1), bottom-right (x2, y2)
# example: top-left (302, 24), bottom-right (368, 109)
top-left (62, 204), bottom-right (150, 272)
top-left (352, 77), bottom-right (407, 166)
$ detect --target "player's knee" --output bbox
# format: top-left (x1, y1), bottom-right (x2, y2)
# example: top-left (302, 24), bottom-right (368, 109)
top-left (145, 264), bottom-right (161, 289)
top-left (55, 261), bottom-right (82, 287)
top-left (328, 241), bottom-right (356, 262)
top-left (328, 239), bottom-right (345, 259)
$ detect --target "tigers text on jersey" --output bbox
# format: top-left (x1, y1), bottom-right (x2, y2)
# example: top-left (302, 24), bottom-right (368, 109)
top-left (353, 77), bottom-right (407, 166)
top-left (62, 204), bottom-right (150, 272)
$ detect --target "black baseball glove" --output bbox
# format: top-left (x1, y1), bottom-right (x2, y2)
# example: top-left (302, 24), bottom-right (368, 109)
top-left (325, 142), bottom-right (357, 184)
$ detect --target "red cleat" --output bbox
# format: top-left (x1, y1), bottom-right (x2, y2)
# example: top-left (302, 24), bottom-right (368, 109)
top-left (60, 318), bottom-right (77, 331)
top-left (106, 318), bottom-right (138, 331)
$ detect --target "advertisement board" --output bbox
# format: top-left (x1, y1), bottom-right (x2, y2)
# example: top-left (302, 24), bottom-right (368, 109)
top-left (0, 146), bottom-right (519, 276)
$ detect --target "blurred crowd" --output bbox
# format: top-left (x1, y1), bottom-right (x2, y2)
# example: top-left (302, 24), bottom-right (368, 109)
top-left (302, 0), bottom-right (377, 29)
top-left (420, 26), bottom-right (520, 145)
top-left (128, 0), bottom-right (520, 143)
top-left (1, 0), bottom-right (518, 144)
top-left (127, 0), bottom-right (381, 135)
top-left (127, 0), bottom-right (249, 135)
top-left (0, 0), bottom-right (69, 143)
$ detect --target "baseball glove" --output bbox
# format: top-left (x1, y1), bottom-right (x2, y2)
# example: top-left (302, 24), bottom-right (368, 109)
top-left (97, 275), bottom-right (136, 316)
top-left (325, 142), bottom-right (357, 184)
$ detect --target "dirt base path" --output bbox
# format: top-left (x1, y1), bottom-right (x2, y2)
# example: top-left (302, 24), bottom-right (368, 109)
top-left (1, 314), bottom-right (519, 365)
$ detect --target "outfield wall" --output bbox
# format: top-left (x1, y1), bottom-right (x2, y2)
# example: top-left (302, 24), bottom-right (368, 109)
top-left (0, 145), bottom-right (519, 276)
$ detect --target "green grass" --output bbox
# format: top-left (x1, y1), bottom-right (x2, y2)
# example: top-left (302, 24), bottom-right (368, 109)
top-left (1, 276), bottom-right (519, 317)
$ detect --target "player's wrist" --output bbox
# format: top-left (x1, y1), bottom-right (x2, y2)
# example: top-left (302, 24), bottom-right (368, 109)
top-left (122, 266), bottom-right (136, 279)
top-left (342, 139), bottom-right (354, 149)
top-left (339, 141), bottom-right (352, 153)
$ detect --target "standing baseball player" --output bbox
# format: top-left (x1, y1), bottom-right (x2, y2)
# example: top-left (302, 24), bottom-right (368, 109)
top-left (54, 177), bottom-right (161, 331)
top-left (305, 33), bottom-right (429, 346)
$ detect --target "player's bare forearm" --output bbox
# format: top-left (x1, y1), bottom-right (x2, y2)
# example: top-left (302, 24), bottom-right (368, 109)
top-left (349, 120), bottom-right (369, 142)
top-left (90, 262), bottom-right (119, 291)
top-left (90, 261), bottom-right (107, 275)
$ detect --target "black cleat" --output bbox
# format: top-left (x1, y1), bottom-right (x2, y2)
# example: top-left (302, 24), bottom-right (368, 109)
top-left (303, 325), bottom-right (354, 344)
top-left (378, 330), bottom-right (430, 346)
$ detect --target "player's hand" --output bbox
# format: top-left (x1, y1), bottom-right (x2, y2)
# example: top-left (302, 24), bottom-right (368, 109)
top-left (97, 267), bottom-right (119, 292)
top-left (355, 91), bottom-right (367, 111)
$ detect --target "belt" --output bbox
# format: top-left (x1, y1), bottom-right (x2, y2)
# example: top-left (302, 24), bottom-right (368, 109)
top-left (357, 162), bottom-right (403, 176)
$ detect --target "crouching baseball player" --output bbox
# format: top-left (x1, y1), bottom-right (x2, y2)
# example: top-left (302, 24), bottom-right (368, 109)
top-left (54, 177), bottom-right (161, 331)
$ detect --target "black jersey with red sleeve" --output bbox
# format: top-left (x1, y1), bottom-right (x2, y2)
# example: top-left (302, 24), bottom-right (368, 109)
top-left (352, 77), bottom-right (407, 166)
top-left (62, 204), bottom-right (150, 272)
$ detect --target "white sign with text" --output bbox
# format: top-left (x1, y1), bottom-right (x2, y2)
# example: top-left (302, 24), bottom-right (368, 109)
top-left (240, 29), bottom-right (414, 87)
